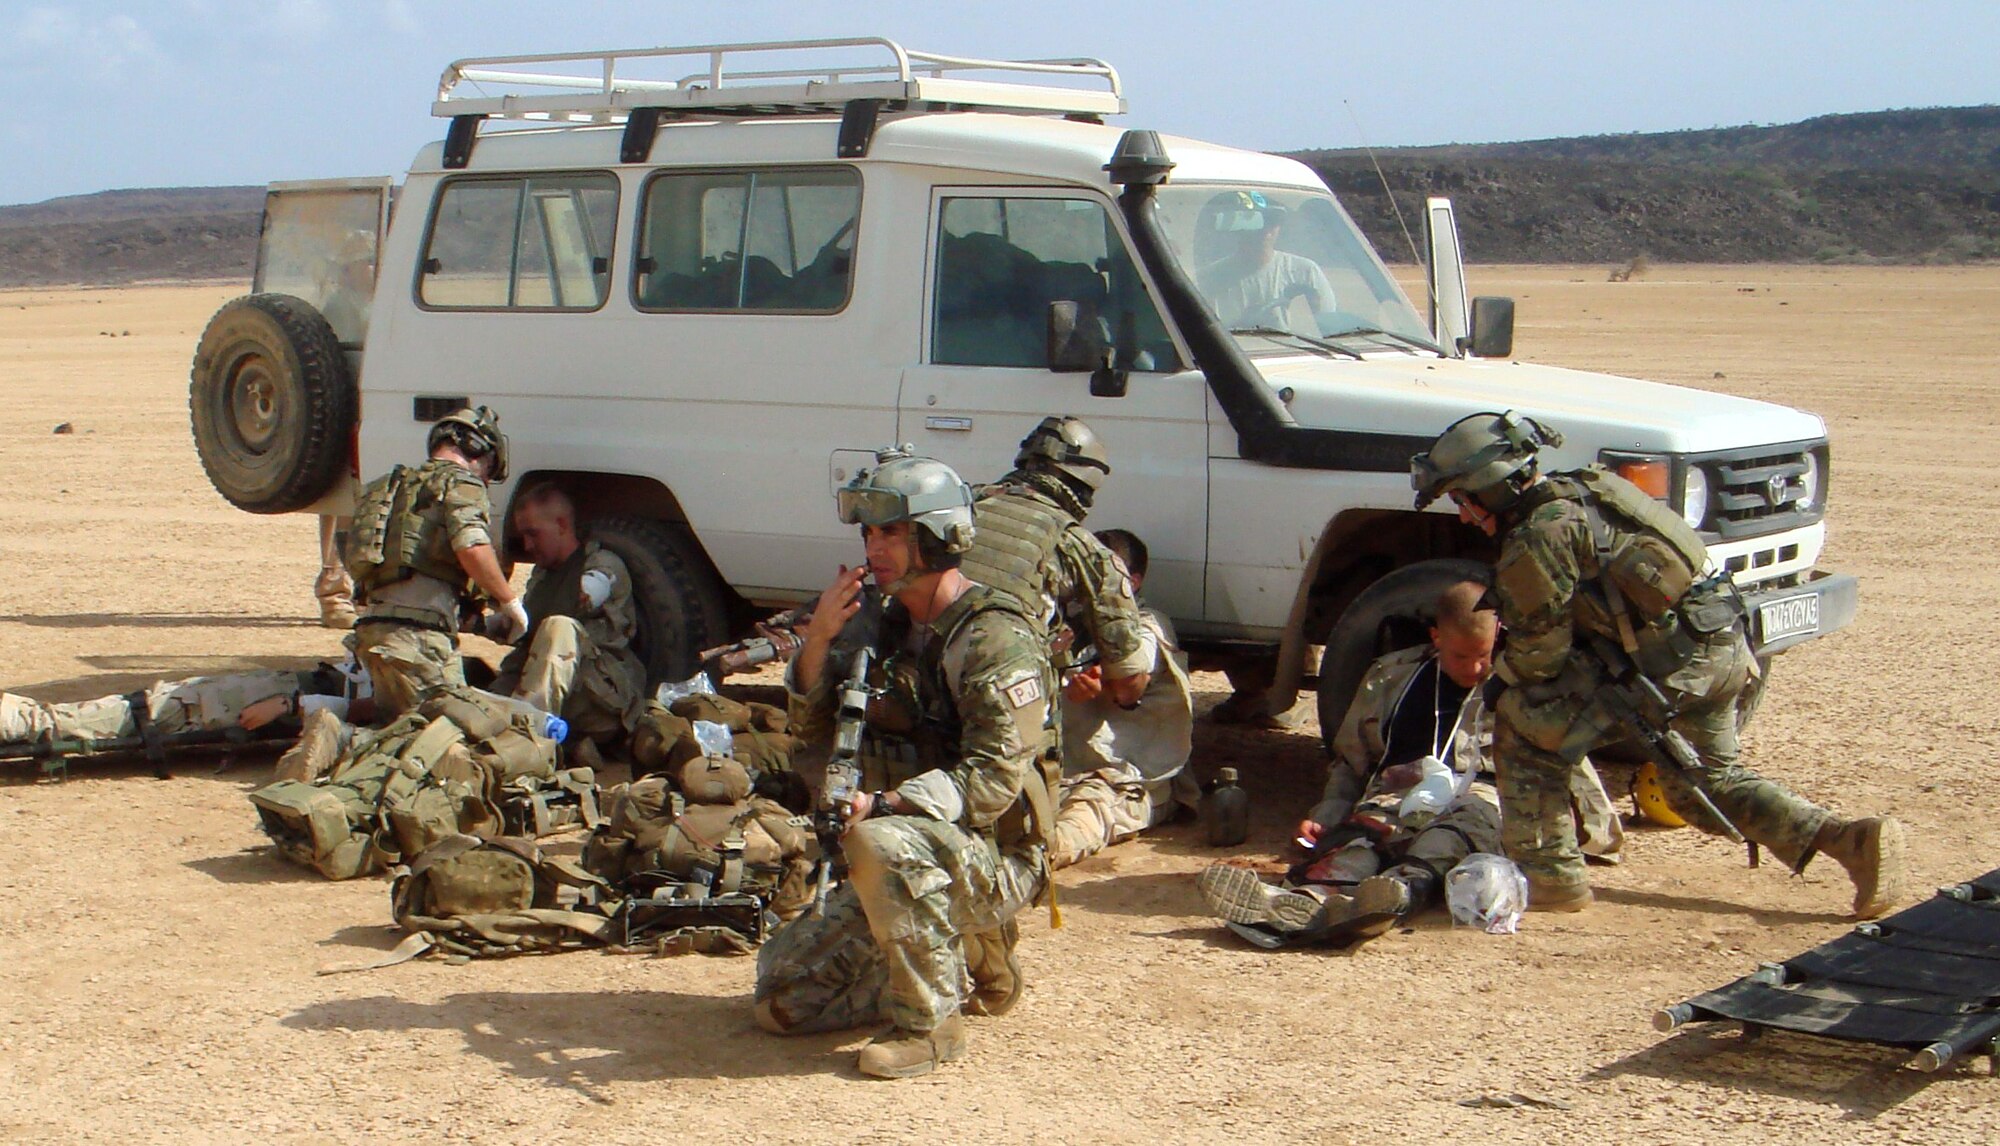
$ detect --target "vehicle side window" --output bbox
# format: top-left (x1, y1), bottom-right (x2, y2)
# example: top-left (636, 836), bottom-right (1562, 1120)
top-left (636, 168), bottom-right (859, 312)
top-left (932, 195), bottom-right (1176, 371)
top-left (419, 174), bottom-right (617, 310)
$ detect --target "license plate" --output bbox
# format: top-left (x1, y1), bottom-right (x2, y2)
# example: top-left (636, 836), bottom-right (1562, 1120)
top-left (1758, 593), bottom-right (1821, 642)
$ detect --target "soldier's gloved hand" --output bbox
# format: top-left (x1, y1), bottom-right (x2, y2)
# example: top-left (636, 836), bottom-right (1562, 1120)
top-left (485, 598), bottom-right (530, 645)
top-left (579, 569), bottom-right (613, 611)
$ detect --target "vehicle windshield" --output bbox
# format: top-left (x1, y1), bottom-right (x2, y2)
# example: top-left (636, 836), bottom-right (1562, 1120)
top-left (1151, 185), bottom-right (1438, 355)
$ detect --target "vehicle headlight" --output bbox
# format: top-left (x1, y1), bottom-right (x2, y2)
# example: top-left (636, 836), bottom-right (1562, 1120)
top-left (1679, 465), bottom-right (1710, 529)
top-left (1796, 451), bottom-right (1821, 511)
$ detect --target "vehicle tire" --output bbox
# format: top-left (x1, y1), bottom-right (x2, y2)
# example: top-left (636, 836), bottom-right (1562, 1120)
top-left (189, 293), bottom-right (356, 514)
top-left (591, 515), bottom-right (732, 687)
top-left (1315, 558), bottom-right (1492, 753)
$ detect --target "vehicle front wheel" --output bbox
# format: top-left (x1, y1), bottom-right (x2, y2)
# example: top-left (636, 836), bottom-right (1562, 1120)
top-left (591, 516), bottom-right (732, 688)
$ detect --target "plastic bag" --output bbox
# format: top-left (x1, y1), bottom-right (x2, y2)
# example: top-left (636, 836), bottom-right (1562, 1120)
top-left (656, 672), bottom-right (717, 707)
top-left (692, 720), bottom-right (735, 758)
top-left (1445, 853), bottom-right (1528, 935)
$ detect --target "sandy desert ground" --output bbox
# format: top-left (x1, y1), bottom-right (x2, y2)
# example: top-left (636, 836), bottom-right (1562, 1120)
top-left (2, 264), bottom-right (1998, 1144)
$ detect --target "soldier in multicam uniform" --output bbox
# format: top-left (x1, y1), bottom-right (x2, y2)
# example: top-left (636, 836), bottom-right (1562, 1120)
top-left (491, 483), bottom-right (645, 748)
top-left (347, 407), bottom-right (528, 717)
top-left (754, 447), bottom-right (1059, 1080)
top-left (959, 416), bottom-right (1154, 708)
top-left (1412, 410), bottom-right (1907, 918)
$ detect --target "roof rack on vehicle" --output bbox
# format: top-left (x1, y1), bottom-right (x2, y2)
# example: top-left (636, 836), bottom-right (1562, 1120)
top-left (434, 36), bottom-right (1125, 123)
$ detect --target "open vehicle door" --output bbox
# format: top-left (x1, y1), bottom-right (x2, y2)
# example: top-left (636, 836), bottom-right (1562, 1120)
top-left (1425, 196), bottom-right (1469, 358)
top-left (254, 177), bottom-right (395, 351)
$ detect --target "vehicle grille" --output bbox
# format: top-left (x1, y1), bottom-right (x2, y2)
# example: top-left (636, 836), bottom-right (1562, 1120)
top-left (1692, 441), bottom-right (1825, 541)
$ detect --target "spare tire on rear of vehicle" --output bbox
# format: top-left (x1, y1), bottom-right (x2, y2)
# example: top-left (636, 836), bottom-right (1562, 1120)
top-left (189, 293), bottom-right (356, 514)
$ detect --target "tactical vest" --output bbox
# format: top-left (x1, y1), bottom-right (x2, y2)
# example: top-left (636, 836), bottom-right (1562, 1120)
top-left (959, 486), bottom-right (1070, 618)
top-left (1542, 468), bottom-right (1740, 673)
top-left (918, 587), bottom-right (1064, 859)
top-left (343, 459), bottom-right (480, 597)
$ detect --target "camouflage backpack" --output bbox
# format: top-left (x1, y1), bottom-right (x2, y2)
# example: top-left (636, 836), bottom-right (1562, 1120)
top-left (388, 833), bottom-right (618, 958)
top-left (584, 756), bottom-right (814, 922)
top-left (249, 689), bottom-right (563, 880)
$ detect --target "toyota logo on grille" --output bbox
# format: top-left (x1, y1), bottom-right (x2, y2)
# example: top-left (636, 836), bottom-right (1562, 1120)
top-left (1767, 474), bottom-right (1788, 506)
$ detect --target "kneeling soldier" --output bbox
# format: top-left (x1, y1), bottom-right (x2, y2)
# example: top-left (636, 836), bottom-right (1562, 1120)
top-left (753, 447), bottom-right (1059, 1080)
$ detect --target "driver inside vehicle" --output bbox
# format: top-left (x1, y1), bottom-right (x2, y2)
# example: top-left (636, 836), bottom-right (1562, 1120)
top-left (1195, 192), bottom-right (1336, 336)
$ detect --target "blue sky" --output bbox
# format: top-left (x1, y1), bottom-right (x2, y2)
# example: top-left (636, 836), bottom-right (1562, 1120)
top-left (1, 1), bottom-right (1993, 206)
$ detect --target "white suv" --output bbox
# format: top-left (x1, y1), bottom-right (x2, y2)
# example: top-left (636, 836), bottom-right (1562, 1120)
top-left (189, 37), bottom-right (1854, 731)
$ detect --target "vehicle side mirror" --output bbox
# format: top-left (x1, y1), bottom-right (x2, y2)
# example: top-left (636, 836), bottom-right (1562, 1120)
top-left (1048, 301), bottom-right (1129, 397)
top-left (1466, 296), bottom-right (1515, 358)
top-left (1047, 300), bottom-right (1106, 372)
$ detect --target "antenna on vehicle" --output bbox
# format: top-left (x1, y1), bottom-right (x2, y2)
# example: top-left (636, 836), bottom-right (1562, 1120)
top-left (1343, 100), bottom-right (1423, 266)
top-left (1343, 98), bottom-right (1431, 319)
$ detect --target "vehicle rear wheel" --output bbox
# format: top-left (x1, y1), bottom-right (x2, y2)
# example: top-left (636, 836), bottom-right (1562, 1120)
top-left (1315, 558), bottom-right (1492, 754)
top-left (591, 516), bottom-right (732, 687)
top-left (189, 293), bottom-right (356, 513)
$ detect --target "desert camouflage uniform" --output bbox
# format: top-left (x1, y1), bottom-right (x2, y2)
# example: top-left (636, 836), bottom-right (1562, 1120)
top-left (493, 538), bottom-right (645, 741)
top-left (1050, 607), bottom-right (1198, 869)
top-left (1301, 646), bottom-right (1622, 889)
top-left (2, 669), bottom-right (324, 747)
top-left (1492, 469), bottom-right (1832, 892)
top-left (958, 473), bottom-right (1156, 681)
top-left (353, 458), bottom-right (492, 716)
top-left (754, 584), bottom-right (1056, 1035)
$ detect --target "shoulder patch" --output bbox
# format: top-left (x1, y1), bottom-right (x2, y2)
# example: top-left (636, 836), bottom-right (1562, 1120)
top-left (1002, 674), bottom-right (1043, 710)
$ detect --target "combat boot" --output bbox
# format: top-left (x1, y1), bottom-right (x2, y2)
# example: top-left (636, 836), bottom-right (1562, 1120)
top-left (1812, 815), bottom-right (1908, 920)
top-left (857, 1015), bottom-right (966, 1079)
top-left (272, 707), bottom-right (346, 784)
top-left (963, 918), bottom-right (1022, 1017)
top-left (1197, 863), bottom-right (1327, 931)
top-left (1525, 878), bottom-right (1593, 913)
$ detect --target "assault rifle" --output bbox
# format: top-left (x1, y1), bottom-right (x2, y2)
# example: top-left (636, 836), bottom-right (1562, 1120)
top-left (1576, 632), bottom-right (1744, 845)
top-left (699, 605), bottom-right (812, 676)
top-left (809, 587), bottom-right (883, 915)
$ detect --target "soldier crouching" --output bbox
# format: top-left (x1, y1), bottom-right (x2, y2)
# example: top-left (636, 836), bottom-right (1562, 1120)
top-left (753, 447), bottom-right (1058, 1080)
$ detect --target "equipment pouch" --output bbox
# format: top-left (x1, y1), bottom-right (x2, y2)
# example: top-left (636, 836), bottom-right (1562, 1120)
top-left (1604, 533), bottom-right (1693, 620)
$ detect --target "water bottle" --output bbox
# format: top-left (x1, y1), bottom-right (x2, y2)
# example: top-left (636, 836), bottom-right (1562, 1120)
top-left (1397, 755), bottom-right (1456, 828)
top-left (495, 694), bottom-right (569, 743)
top-left (1203, 767), bottom-right (1250, 847)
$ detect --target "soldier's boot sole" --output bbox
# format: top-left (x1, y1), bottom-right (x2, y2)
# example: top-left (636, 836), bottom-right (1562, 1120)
top-left (1197, 864), bottom-right (1324, 931)
top-left (1525, 880), bottom-right (1593, 913)
top-left (857, 1015), bottom-right (966, 1079)
top-left (1817, 816), bottom-right (1908, 920)
top-left (963, 918), bottom-right (1022, 1018)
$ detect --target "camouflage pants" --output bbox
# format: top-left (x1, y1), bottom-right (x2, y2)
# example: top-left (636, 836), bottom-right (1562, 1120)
top-left (355, 622), bottom-right (464, 718)
top-left (1495, 631), bottom-right (1830, 890)
top-left (508, 617), bottom-right (627, 740)
top-left (754, 815), bottom-right (1044, 1034)
top-left (1, 670), bottom-right (299, 745)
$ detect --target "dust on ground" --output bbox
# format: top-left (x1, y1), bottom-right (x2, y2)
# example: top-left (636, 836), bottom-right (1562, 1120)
top-left (2, 267), bottom-right (1997, 1143)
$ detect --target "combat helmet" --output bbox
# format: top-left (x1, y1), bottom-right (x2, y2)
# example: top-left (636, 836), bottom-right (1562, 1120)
top-left (428, 406), bottom-right (509, 482)
top-left (838, 445), bottom-right (977, 564)
top-left (1411, 410), bottom-right (1563, 514)
top-left (1014, 415), bottom-right (1111, 505)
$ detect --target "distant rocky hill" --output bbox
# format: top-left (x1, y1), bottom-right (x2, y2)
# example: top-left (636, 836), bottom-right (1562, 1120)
top-left (0, 187), bottom-right (261, 288)
top-left (1292, 106), bottom-right (2000, 264)
top-left (2, 106), bottom-right (1997, 286)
